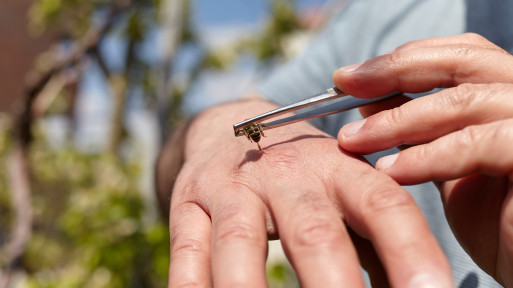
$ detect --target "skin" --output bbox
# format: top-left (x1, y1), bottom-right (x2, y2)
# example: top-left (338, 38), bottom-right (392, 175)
top-left (168, 98), bottom-right (453, 287)
top-left (334, 33), bottom-right (513, 287)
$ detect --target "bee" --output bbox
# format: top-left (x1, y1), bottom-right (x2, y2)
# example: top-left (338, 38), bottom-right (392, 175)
top-left (242, 122), bottom-right (264, 150)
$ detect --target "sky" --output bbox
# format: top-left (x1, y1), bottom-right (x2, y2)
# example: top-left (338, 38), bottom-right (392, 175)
top-left (193, 0), bottom-right (328, 26)
top-left (193, 0), bottom-right (269, 25)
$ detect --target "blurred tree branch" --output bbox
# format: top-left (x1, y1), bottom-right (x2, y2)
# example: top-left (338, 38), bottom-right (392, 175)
top-left (1, 0), bottom-right (129, 283)
top-left (18, 0), bottom-right (129, 147)
top-left (156, 0), bottom-right (183, 140)
top-left (1, 144), bottom-right (32, 288)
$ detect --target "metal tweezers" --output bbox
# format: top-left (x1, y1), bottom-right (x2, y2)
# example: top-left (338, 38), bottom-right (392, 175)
top-left (233, 87), bottom-right (401, 137)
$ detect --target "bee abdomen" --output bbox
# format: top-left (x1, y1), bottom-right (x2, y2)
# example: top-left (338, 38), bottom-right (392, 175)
top-left (249, 132), bottom-right (261, 142)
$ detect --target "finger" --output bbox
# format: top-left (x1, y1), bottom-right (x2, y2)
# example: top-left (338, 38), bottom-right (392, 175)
top-left (210, 189), bottom-right (268, 287)
top-left (394, 33), bottom-right (506, 53)
top-left (169, 201), bottom-right (212, 287)
top-left (376, 119), bottom-right (513, 185)
top-left (340, 83), bottom-right (513, 154)
top-left (357, 94), bottom-right (412, 118)
top-left (333, 41), bottom-right (513, 98)
top-left (266, 177), bottom-right (365, 287)
top-left (331, 151), bottom-right (453, 288)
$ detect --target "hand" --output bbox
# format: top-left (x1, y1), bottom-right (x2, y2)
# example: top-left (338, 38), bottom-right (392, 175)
top-left (166, 99), bottom-right (452, 287)
top-left (334, 33), bottom-right (513, 287)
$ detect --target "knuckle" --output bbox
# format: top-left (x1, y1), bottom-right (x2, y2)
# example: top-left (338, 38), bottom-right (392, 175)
top-left (384, 50), bottom-right (405, 67)
top-left (451, 43), bottom-right (476, 59)
top-left (176, 178), bottom-right (199, 195)
top-left (293, 217), bottom-right (343, 248)
top-left (214, 222), bottom-right (262, 246)
top-left (446, 84), bottom-right (477, 111)
top-left (172, 178), bottom-right (205, 204)
top-left (460, 33), bottom-right (505, 53)
top-left (170, 236), bottom-right (206, 260)
top-left (415, 144), bottom-right (432, 163)
top-left (361, 185), bottom-right (413, 217)
top-left (173, 162), bottom-right (213, 195)
top-left (386, 106), bottom-right (408, 126)
top-left (458, 125), bottom-right (483, 150)
top-left (213, 203), bottom-right (263, 245)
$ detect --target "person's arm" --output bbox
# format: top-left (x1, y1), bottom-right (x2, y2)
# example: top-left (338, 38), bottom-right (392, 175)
top-left (334, 33), bottom-right (513, 287)
top-left (159, 96), bottom-right (452, 287)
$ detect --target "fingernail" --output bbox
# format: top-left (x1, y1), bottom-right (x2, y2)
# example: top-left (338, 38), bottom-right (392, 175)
top-left (341, 119), bottom-right (365, 138)
top-left (338, 63), bottom-right (362, 73)
top-left (376, 154), bottom-right (398, 170)
top-left (408, 273), bottom-right (449, 288)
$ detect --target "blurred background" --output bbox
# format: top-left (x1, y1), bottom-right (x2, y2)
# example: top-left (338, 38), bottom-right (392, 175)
top-left (0, 0), bottom-right (338, 286)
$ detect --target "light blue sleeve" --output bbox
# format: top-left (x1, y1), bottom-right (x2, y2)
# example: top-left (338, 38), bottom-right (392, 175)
top-left (257, 0), bottom-right (513, 287)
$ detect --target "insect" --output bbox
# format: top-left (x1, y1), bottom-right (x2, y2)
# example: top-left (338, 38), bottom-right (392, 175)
top-left (242, 122), bottom-right (264, 150)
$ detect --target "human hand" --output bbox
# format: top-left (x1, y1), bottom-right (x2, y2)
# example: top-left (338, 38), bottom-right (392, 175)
top-left (167, 99), bottom-right (452, 287)
top-left (334, 33), bottom-right (513, 287)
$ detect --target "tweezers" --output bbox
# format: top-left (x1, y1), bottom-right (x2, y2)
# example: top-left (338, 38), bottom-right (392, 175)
top-left (233, 87), bottom-right (401, 137)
